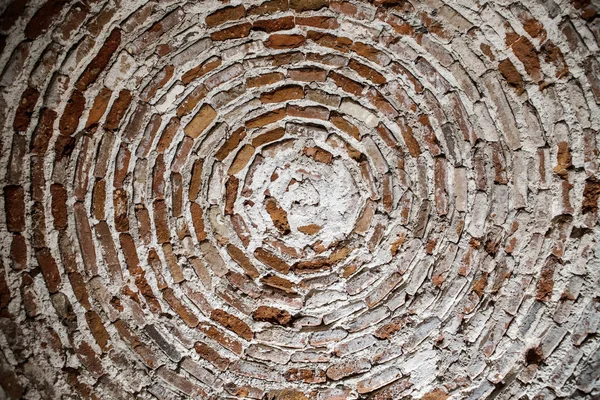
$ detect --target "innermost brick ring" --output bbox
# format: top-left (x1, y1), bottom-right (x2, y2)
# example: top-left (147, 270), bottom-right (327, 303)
top-left (1, 0), bottom-right (599, 399)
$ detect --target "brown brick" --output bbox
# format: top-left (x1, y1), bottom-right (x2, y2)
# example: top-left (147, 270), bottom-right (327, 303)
top-left (265, 34), bottom-right (306, 49)
top-left (59, 90), bottom-right (86, 136)
top-left (211, 23), bottom-right (252, 41)
top-left (253, 16), bottom-right (295, 32)
top-left (254, 247), bottom-right (290, 274)
top-left (296, 16), bottom-right (340, 29)
top-left (177, 85), bottom-right (208, 117)
top-left (290, 0), bottom-right (328, 11)
top-left (349, 59), bottom-right (387, 84)
top-left (85, 87), bottom-right (112, 129)
top-left (247, 72), bottom-right (285, 87)
top-left (498, 58), bottom-right (524, 95)
top-left (308, 31), bottom-right (353, 52)
top-left (163, 288), bottom-right (199, 328)
top-left (25, 0), bottom-right (68, 39)
top-left (36, 247), bottom-right (61, 293)
top-left (261, 85), bottom-right (304, 103)
top-left (75, 28), bottom-right (121, 90)
top-left (206, 5), bottom-right (246, 27)
top-left (104, 89), bottom-right (132, 131)
top-left (194, 341), bottom-right (231, 371)
top-left (14, 87), bottom-right (40, 132)
top-left (225, 175), bottom-right (239, 216)
top-left (210, 309), bottom-right (253, 341)
top-left (10, 234), bottom-right (27, 270)
top-left (184, 104), bottom-right (217, 138)
top-left (253, 306), bottom-right (292, 325)
top-left (182, 57), bottom-right (221, 85)
top-left (4, 185), bottom-right (25, 232)
top-left (190, 202), bottom-right (207, 242)
top-left (226, 244), bottom-right (259, 278)
top-left (85, 310), bottom-right (109, 350)
top-left (30, 108), bottom-right (57, 155)
top-left (50, 183), bottom-right (68, 230)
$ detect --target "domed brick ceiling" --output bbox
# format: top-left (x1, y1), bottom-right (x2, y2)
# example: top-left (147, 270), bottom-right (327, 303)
top-left (1, 0), bottom-right (600, 398)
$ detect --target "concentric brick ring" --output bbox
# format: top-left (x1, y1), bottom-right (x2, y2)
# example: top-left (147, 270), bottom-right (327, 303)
top-left (1, 0), bottom-right (599, 399)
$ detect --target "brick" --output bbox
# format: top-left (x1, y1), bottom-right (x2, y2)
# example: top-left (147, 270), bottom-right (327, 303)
top-left (75, 28), bottom-right (121, 90)
top-left (36, 247), bottom-right (61, 293)
top-left (25, 0), bottom-right (68, 40)
top-left (4, 185), bottom-right (25, 232)
top-left (85, 87), bottom-right (112, 129)
top-left (253, 306), bottom-right (292, 325)
top-left (254, 247), bottom-right (290, 274)
top-left (265, 34), bottom-right (306, 49)
top-left (206, 5), bottom-right (246, 27)
top-left (184, 104), bottom-right (217, 138)
top-left (211, 23), bottom-right (252, 41)
top-left (211, 309), bottom-right (253, 341)
top-left (326, 358), bottom-right (371, 380)
top-left (104, 89), bottom-right (132, 131)
top-left (194, 341), bottom-right (231, 371)
top-left (289, 0), bottom-right (329, 11)
top-left (308, 31), bottom-right (353, 52)
top-left (348, 59), bottom-right (387, 84)
top-left (182, 57), bottom-right (221, 85)
top-left (247, 72), bottom-right (285, 87)
top-left (163, 288), bottom-right (199, 328)
top-left (13, 87), bottom-right (39, 132)
top-left (59, 90), bottom-right (85, 136)
top-left (253, 16), bottom-right (295, 32)
top-left (261, 85), bottom-right (304, 103)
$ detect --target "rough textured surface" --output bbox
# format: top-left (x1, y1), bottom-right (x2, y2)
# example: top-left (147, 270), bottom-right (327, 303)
top-left (0, 0), bottom-right (599, 399)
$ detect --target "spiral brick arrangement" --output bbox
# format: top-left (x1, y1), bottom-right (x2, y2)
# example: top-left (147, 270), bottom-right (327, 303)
top-left (0, 0), bottom-right (599, 399)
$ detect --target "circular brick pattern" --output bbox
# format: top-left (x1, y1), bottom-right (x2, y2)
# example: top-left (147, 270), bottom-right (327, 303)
top-left (0, 1), bottom-right (599, 399)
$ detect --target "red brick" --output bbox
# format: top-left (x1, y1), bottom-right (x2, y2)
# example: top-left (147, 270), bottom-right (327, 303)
top-left (163, 288), bottom-right (199, 328)
top-left (24, 0), bottom-right (68, 39)
top-left (247, 72), bottom-right (285, 87)
top-left (190, 202), bottom-right (207, 242)
top-left (211, 309), bottom-right (253, 341)
top-left (36, 247), bottom-right (61, 293)
top-left (104, 89), bottom-right (132, 131)
top-left (253, 306), bottom-right (292, 325)
top-left (85, 310), bottom-right (109, 350)
top-left (50, 183), bottom-right (68, 230)
top-left (261, 85), bottom-right (304, 103)
top-left (30, 108), bottom-right (57, 155)
top-left (211, 23), bottom-right (252, 41)
top-left (290, 0), bottom-right (328, 11)
top-left (194, 341), bottom-right (231, 371)
top-left (329, 71), bottom-right (364, 96)
top-left (13, 87), bottom-right (40, 132)
top-left (59, 90), bottom-right (86, 136)
top-left (307, 31), bottom-right (353, 52)
top-left (254, 247), bottom-right (290, 274)
top-left (177, 85), bottom-right (207, 117)
top-left (296, 16), bottom-right (339, 29)
top-left (248, 0), bottom-right (289, 15)
top-left (182, 57), bottom-right (221, 85)
top-left (253, 16), bottom-right (295, 32)
top-left (206, 5), bottom-right (246, 27)
top-left (75, 28), bottom-right (121, 90)
top-left (85, 87), bottom-right (112, 129)
top-left (265, 34), bottom-right (306, 49)
top-left (4, 185), bottom-right (25, 232)
top-left (142, 65), bottom-right (175, 100)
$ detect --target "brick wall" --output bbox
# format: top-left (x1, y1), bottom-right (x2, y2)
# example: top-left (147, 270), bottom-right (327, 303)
top-left (0, 0), bottom-right (599, 399)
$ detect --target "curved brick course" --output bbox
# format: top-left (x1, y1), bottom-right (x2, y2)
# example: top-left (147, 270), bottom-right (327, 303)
top-left (0, 0), bottom-right (599, 399)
